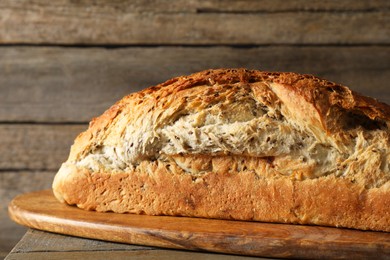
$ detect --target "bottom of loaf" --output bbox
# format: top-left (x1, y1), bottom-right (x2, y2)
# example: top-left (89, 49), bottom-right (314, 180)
top-left (53, 161), bottom-right (390, 232)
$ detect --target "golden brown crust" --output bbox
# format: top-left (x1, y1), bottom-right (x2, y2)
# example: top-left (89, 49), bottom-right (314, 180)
top-left (54, 157), bottom-right (390, 232)
top-left (53, 68), bottom-right (390, 232)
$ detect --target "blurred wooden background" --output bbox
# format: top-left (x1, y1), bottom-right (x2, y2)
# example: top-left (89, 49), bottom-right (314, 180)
top-left (0, 0), bottom-right (389, 257)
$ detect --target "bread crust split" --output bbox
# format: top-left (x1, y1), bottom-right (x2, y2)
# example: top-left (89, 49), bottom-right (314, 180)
top-left (53, 69), bottom-right (390, 232)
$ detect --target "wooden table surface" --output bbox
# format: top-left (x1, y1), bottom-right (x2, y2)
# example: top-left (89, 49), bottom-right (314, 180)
top-left (5, 229), bottom-right (268, 260)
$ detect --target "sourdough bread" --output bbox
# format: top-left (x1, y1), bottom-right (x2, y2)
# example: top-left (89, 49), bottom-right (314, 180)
top-left (53, 69), bottom-right (390, 231)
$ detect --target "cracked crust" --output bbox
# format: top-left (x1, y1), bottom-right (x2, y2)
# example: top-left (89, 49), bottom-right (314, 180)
top-left (53, 69), bottom-right (390, 231)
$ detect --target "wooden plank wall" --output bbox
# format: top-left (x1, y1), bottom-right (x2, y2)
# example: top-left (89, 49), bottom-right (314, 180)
top-left (0, 0), bottom-right (389, 257)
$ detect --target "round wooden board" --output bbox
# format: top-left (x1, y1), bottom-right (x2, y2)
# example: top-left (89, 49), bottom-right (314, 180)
top-left (8, 190), bottom-right (390, 259)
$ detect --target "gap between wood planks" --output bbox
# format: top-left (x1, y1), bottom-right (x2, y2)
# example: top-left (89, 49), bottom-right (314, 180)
top-left (0, 43), bottom-right (390, 48)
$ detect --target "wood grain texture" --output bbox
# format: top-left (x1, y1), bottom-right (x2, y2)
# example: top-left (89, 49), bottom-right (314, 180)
top-left (0, 7), bottom-right (388, 44)
top-left (0, 124), bottom-right (85, 170)
top-left (1, 0), bottom-right (388, 14)
top-left (9, 229), bottom-right (152, 253)
top-left (6, 251), bottom-right (261, 260)
top-left (8, 190), bottom-right (390, 259)
top-left (0, 171), bottom-right (55, 259)
top-left (5, 230), bottom-right (260, 260)
top-left (1, 46), bottom-right (389, 122)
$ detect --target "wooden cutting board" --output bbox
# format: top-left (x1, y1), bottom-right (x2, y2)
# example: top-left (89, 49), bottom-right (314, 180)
top-left (8, 190), bottom-right (390, 259)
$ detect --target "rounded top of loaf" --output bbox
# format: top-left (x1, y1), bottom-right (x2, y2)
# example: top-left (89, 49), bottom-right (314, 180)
top-left (125, 68), bottom-right (390, 124)
top-left (68, 68), bottom-right (390, 165)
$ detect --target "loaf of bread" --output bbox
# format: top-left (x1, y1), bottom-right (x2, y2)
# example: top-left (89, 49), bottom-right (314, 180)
top-left (53, 69), bottom-right (390, 232)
